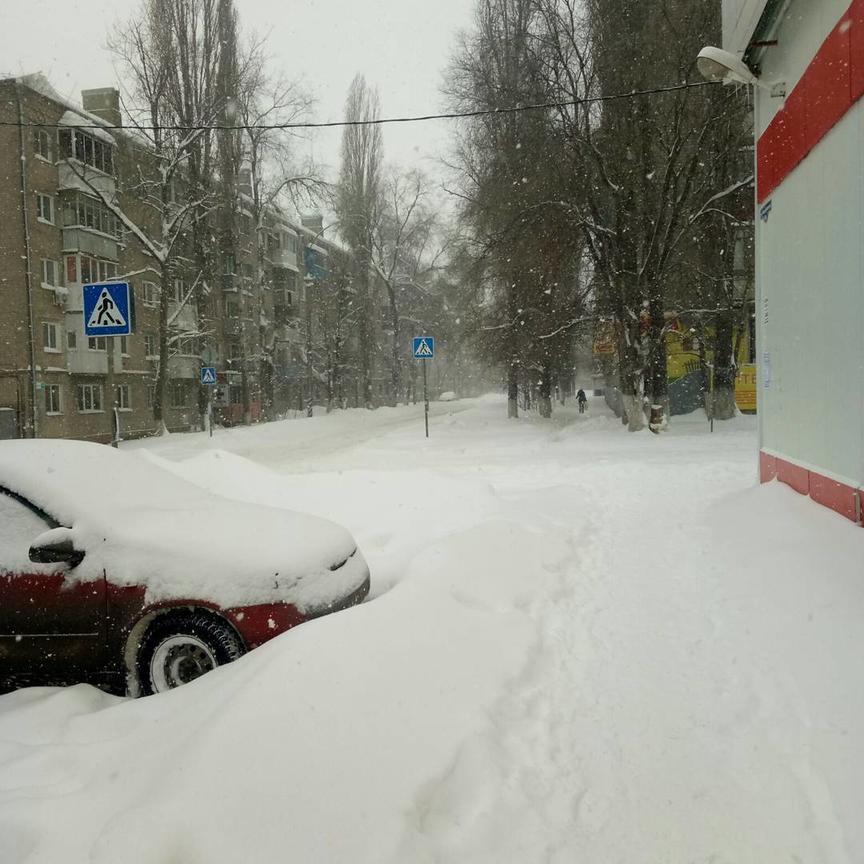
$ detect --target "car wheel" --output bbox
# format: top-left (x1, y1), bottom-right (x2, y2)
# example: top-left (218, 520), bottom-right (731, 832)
top-left (137, 612), bottom-right (244, 695)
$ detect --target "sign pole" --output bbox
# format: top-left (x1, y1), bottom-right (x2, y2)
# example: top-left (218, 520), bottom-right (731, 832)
top-left (106, 335), bottom-right (118, 448)
top-left (423, 359), bottom-right (429, 439)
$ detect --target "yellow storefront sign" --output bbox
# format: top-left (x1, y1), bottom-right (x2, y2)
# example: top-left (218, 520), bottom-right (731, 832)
top-left (735, 364), bottom-right (757, 413)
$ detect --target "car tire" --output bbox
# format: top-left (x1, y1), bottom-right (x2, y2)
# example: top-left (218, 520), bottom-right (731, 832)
top-left (137, 612), bottom-right (244, 695)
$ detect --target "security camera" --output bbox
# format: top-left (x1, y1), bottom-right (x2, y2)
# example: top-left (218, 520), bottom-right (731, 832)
top-left (697, 46), bottom-right (759, 86)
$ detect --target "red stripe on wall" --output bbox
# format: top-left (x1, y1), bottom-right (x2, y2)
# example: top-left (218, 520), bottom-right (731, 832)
top-left (757, 0), bottom-right (864, 202)
top-left (760, 451), bottom-right (863, 525)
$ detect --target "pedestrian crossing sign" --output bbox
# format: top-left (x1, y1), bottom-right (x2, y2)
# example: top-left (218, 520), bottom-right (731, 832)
top-left (83, 282), bottom-right (132, 337)
top-left (200, 367), bottom-right (218, 386)
top-left (413, 336), bottom-right (435, 359)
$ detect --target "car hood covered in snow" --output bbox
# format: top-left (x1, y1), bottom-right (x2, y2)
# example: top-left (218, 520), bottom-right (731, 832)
top-left (0, 440), bottom-right (365, 610)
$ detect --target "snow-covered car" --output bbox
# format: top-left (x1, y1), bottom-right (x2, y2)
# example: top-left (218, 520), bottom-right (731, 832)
top-left (0, 440), bottom-right (370, 696)
top-left (438, 391), bottom-right (458, 402)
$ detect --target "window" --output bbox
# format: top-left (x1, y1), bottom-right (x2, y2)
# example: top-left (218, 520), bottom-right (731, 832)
top-left (66, 255), bottom-right (78, 284)
top-left (78, 255), bottom-right (118, 285)
top-left (226, 298), bottom-right (241, 318)
top-left (144, 334), bottom-right (157, 358)
top-left (170, 382), bottom-right (186, 408)
top-left (223, 254), bottom-right (236, 275)
top-left (76, 383), bottom-right (103, 412)
top-left (116, 384), bottom-right (131, 411)
top-left (66, 330), bottom-right (77, 350)
top-left (177, 337), bottom-right (198, 356)
top-left (34, 129), bottom-right (54, 161)
top-left (146, 385), bottom-right (155, 409)
top-left (36, 193), bottom-right (54, 224)
top-left (228, 340), bottom-right (242, 360)
top-left (62, 193), bottom-right (120, 238)
top-left (44, 384), bottom-right (61, 414)
top-left (142, 281), bottom-right (159, 308)
top-left (42, 322), bottom-right (59, 352)
top-left (41, 259), bottom-right (58, 287)
top-left (88, 336), bottom-right (107, 351)
top-left (172, 279), bottom-right (185, 302)
top-left (58, 128), bottom-right (114, 174)
top-left (119, 336), bottom-right (129, 356)
top-left (229, 384), bottom-right (243, 405)
top-left (0, 490), bottom-right (54, 573)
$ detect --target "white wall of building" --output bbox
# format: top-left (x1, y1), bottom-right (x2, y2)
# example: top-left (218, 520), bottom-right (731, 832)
top-left (751, 0), bottom-right (864, 490)
top-left (723, 0), bottom-right (769, 55)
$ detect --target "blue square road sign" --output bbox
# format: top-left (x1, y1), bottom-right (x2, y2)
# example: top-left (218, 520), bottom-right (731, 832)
top-left (413, 336), bottom-right (435, 359)
top-left (200, 367), bottom-right (218, 386)
top-left (83, 282), bottom-right (132, 337)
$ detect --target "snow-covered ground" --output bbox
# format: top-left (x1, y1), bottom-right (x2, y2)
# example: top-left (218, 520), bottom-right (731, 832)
top-left (1, 395), bottom-right (862, 864)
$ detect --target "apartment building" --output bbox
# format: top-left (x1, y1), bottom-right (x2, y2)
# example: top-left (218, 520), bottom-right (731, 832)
top-left (0, 73), bottom-right (395, 442)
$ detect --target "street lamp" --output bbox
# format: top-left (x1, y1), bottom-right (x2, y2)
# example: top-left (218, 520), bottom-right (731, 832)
top-left (696, 46), bottom-right (786, 95)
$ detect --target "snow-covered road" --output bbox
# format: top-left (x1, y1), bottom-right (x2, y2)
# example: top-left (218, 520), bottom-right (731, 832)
top-left (1, 396), bottom-right (862, 863)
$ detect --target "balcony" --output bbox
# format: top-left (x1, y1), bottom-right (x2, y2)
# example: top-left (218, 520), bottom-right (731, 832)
top-left (222, 274), bottom-right (238, 292)
top-left (67, 349), bottom-right (108, 375)
top-left (168, 301), bottom-right (197, 332)
top-left (269, 250), bottom-right (298, 271)
top-left (58, 162), bottom-right (115, 198)
top-left (62, 227), bottom-right (118, 260)
top-left (168, 355), bottom-right (200, 380)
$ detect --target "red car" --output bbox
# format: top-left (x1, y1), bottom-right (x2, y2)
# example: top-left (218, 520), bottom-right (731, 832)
top-left (0, 440), bottom-right (370, 695)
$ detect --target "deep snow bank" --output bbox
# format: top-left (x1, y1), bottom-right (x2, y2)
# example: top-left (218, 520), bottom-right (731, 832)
top-left (0, 520), bottom-right (558, 864)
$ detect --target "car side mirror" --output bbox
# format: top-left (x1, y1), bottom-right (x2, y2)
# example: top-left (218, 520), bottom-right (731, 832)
top-left (29, 528), bottom-right (85, 568)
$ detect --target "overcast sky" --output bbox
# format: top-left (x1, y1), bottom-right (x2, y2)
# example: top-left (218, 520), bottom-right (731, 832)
top-left (0, 0), bottom-right (473, 186)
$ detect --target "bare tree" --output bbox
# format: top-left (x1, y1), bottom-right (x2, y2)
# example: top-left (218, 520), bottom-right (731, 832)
top-left (371, 169), bottom-right (440, 405)
top-left (336, 74), bottom-right (383, 409)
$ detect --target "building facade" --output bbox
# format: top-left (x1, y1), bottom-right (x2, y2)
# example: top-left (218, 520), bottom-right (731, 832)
top-left (0, 74), bottom-right (393, 443)
top-left (723, 0), bottom-right (864, 524)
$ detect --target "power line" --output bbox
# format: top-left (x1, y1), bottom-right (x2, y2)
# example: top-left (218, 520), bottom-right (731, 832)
top-left (0, 80), bottom-right (715, 132)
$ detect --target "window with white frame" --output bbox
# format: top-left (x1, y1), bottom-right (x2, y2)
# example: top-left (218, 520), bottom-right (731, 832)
top-left (58, 128), bottom-right (114, 175)
top-left (77, 255), bottom-right (118, 285)
top-left (144, 334), bottom-right (157, 357)
top-left (172, 279), bottom-right (185, 302)
top-left (66, 330), bottom-right (77, 350)
top-left (88, 336), bottom-right (107, 351)
top-left (170, 382), bottom-right (186, 408)
top-left (119, 336), bottom-right (129, 356)
top-left (142, 281), bottom-right (159, 308)
top-left (41, 259), bottom-right (59, 287)
top-left (61, 192), bottom-right (120, 238)
top-left (42, 322), bottom-right (59, 352)
top-left (34, 128), bottom-right (54, 161)
top-left (76, 383), bottom-right (103, 412)
top-left (116, 384), bottom-right (131, 410)
top-left (43, 384), bottom-right (61, 414)
top-left (36, 193), bottom-right (54, 224)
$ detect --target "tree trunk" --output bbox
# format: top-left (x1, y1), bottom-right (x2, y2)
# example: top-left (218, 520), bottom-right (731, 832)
top-left (618, 338), bottom-right (645, 432)
top-left (153, 259), bottom-right (172, 433)
top-left (539, 365), bottom-right (552, 418)
top-left (712, 308), bottom-right (737, 420)
top-left (507, 363), bottom-right (519, 418)
top-left (647, 300), bottom-right (669, 433)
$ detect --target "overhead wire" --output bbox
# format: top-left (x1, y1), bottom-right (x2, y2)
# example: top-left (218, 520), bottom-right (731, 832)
top-left (0, 80), bottom-right (716, 132)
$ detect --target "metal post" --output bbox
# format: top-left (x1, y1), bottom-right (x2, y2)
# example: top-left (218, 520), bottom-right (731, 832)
top-left (423, 359), bottom-right (429, 438)
top-left (709, 362), bottom-right (715, 434)
top-left (106, 335), bottom-right (118, 447)
top-left (207, 386), bottom-right (213, 438)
